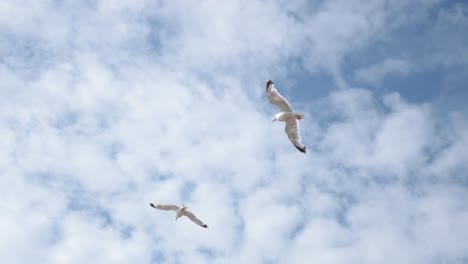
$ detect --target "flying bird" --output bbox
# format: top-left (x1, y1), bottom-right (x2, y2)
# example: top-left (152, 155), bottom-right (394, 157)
top-left (266, 80), bottom-right (306, 154)
top-left (149, 203), bottom-right (208, 228)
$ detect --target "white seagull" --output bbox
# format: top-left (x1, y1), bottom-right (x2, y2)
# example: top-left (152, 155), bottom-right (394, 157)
top-left (266, 80), bottom-right (306, 154)
top-left (149, 203), bottom-right (208, 228)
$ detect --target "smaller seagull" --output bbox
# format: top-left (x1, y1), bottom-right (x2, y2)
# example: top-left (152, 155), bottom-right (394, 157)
top-left (149, 203), bottom-right (208, 228)
top-left (266, 79), bottom-right (306, 154)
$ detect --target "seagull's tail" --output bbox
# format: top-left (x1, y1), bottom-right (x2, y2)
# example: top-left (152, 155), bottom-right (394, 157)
top-left (294, 112), bottom-right (305, 120)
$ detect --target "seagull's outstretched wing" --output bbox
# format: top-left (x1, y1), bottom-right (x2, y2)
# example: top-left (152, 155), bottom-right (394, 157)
top-left (183, 210), bottom-right (208, 228)
top-left (266, 80), bottom-right (293, 113)
top-left (150, 203), bottom-right (179, 211)
top-left (285, 117), bottom-right (306, 154)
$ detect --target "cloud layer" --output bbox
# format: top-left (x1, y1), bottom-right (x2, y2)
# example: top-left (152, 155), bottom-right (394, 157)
top-left (1, 0), bottom-right (468, 263)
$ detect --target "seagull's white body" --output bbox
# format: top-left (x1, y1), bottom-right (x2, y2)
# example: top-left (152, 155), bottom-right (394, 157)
top-left (266, 80), bottom-right (306, 154)
top-left (149, 203), bottom-right (208, 228)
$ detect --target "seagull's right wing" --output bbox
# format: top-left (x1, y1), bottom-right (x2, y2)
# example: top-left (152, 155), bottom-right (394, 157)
top-left (149, 203), bottom-right (179, 211)
top-left (284, 117), bottom-right (306, 154)
top-left (266, 80), bottom-right (293, 113)
top-left (183, 210), bottom-right (208, 228)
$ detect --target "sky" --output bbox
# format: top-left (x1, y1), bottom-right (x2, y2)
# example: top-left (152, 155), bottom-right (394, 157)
top-left (1, 0), bottom-right (468, 263)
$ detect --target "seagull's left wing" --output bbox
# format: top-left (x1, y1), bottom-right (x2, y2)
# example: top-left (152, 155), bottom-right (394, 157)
top-left (150, 203), bottom-right (179, 211)
top-left (183, 210), bottom-right (208, 228)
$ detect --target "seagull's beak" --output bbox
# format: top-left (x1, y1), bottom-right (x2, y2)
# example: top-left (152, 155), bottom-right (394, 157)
top-left (272, 118), bottom-right (276, 123)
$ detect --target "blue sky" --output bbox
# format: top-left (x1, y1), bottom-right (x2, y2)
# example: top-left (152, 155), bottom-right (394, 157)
top-left (1, 0), bottom-right (468, 263)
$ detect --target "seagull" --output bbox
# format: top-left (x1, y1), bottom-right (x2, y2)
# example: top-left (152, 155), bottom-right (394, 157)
top-left (149, 203), bottom-right (208, 228)
top-left (266, 79), bottom-right (306, 154)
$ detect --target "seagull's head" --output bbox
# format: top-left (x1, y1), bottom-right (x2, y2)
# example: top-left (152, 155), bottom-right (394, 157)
top-left (272, 113), bottom-right (283, 123)
top-left (181, 204), bottom-right (187, 210)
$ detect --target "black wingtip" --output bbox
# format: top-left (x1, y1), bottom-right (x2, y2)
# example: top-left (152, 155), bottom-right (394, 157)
top-left (203, 224), bottom-right (208, 228)
top-left (295, 145), bottom-right (306, 154)
top-left (149, 203), bottom-right (155, 208)
top-left (266, 80), bottom-right (274, 91)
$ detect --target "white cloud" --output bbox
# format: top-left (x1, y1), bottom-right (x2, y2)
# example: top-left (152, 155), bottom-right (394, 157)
top-left (354, 58), bottom-right (411, 85)
top-left (428, 3), bottom-right (468, 68)
top-left (1, 0), bottom-right (467, 263)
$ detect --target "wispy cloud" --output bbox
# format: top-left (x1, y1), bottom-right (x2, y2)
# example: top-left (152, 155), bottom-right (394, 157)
top-left (354, 58), bottom-right (411, 86)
